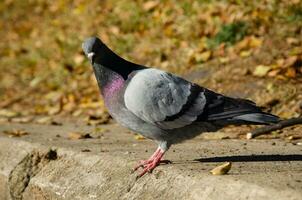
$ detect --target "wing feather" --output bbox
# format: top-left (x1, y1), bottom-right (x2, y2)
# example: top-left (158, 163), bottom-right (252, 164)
top-left (124, 69), bottom-right (206, 129)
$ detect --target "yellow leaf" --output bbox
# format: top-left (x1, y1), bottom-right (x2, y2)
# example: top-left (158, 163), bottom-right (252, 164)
top-left (134, 134), bottom-right (145, 140)
top-left (240, 50), bottom-right (252, 57)
top-left (210, 162), bottom-right (232, 175)
top-left (195, 51), bottom-right (211, 63)
top-left (253, 65), bottom-right (271, 77)
top-left (219, 57), bottom-right (230, 64)
top-left (249, 37), bottom-right (263, 48)
top-left (0, 109), bottom-right (19, 118)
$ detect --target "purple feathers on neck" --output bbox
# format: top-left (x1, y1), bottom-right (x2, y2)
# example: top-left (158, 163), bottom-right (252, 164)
top-left (102, 75), bottom-right (125, 98)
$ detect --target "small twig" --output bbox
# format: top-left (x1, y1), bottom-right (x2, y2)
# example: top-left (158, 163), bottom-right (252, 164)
top-left (246, 117), bottom-right (302, 139)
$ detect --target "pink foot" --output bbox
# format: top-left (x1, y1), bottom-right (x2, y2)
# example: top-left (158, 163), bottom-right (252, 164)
top-left (133, 147), bottom-right (165, 178)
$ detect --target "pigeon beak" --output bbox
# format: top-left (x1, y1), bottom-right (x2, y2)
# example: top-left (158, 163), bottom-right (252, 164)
top-left (87, 52), bottom-right (95, 63)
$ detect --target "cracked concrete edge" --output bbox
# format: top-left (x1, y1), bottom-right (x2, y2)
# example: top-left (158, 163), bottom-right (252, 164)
top-left (0, 137), bottom-right (301, 200)
top-left (9, 149), bottom-right (57, 200)
top-left (0, 138), bottom-right (57, 200)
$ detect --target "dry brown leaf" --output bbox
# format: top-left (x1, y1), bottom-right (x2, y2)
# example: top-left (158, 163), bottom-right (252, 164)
top-left (283, 56), bottom-right (298, 68)
top-left (36, 116), bottom-right (52, 124)
top-left (0, 117), bottom-right (9, 123)
top-left (267, 69), bottom-right (281, 77)
top-left (73, 53), bottom-right (84, 65)
top-left (286, 37), bottom-right (299, 45)
top-left (109, 26), bottom-right (120, 35)
top-left (3, 129), bottom-right (29, 137)
top-left (210, 162), bottom-right (232, 175)
top-left (143, 1), bottom-right (159, 11)
top-left (285, 67), bottom-right (296, 78)
top-left (85, 112), bottom-right (111, 125)
top-left (47, 104), bottom-right (62, 115)
top-left (11, 116), bottom-right (34, 123)
top-left (72, 109), bottom-right (83, 117)
top-left (68, 132), bottom-right (92, 140)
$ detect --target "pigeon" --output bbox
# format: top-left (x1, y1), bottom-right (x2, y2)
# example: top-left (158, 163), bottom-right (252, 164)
top-left (82, 37), bottom-right (279, 177)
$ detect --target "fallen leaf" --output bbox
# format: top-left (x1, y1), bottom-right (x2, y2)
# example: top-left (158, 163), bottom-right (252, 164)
top-left (210, 162), bottom-right (232, 175)
top-left (253, 65), bottom-right (271, 77)
top-left (3, 129), bottom-right (29, 137)
top-left (195, 51), bottom-right (212, 63)
top-left (286, 37), bottom-right (299, 45)
top-left (249, 36), bottom-right (263, 48)
top-left (239, 50), bottom-right (252, 57)
top-left (286, 135), bottom-right (300, 140)
top-left (285, 67), bottom-right (296, 78)
top-left (219, 57), bottom-right (230, 63)
top-left (85, 113), bottom-right (111, 125)
top-left (68, 132), bottom-right (92, 140)
top-left (0, 109), bottom-right (19, 118)
top-left (289, 47), bottom-right (302, 56)
top-left (0, 117), bottom-right (9, 123)
top-left (72, 109), bottom-right (83, 117)
top-left (47, 104), bottom-right (62, 115)
top-left (283, 56), bottom-right (298, 68)
top-left (267, 69), bottom-right (281, 77)
top-left (36, 116), bottom-right (52, 124)
top-left (134, 134), bottom-right (145, 140)
top-left (109, 26), bottom-right (120, 35)
top-left (93, 127), bottom-right (109, 134)
top-left (143, 1), bottom-right (159, 11)
top-left (11, 116), bottom-right (34, 123)
top-left (73, 53), bottom-right (84, 65)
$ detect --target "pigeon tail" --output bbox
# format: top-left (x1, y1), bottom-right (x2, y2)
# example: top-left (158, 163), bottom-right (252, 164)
top-left (202, 92), bottom-right (280, 125)
top-left (231, 112), bottom-right (280, 125)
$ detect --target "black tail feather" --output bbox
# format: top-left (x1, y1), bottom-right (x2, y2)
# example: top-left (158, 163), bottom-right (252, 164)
top-left (202, 90), bottom-right (280, 125)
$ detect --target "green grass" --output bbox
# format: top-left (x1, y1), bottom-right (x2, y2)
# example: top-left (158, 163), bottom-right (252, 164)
top-left (207, 21), bottom-right (248, 48)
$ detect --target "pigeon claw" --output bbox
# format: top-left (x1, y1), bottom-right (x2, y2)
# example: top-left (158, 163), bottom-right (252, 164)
top-left (133, 147), bottom-right (165, 178)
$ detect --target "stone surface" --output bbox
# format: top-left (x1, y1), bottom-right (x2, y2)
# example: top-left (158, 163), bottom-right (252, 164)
top-left (0, 123), bottom-right (301, 200)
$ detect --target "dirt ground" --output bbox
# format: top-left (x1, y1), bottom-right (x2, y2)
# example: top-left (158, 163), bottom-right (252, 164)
top-left (0, 122), bottom-right (301, 200)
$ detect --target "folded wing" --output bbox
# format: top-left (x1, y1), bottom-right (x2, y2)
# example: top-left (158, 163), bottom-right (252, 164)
top-left (124, 69), bottom-right (206, 129)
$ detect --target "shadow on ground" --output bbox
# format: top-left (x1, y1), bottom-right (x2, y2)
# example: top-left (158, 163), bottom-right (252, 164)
top-left (195, 154), bottom-right (302, 162)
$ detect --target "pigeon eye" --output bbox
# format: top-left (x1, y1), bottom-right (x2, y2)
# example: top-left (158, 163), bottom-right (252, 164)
top-left (87, 52), bottom-right (95, 63)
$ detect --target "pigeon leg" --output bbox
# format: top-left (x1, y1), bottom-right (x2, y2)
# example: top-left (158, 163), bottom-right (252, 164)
top-left (133, 147), bottom-right (161, 171)
top-left (137, 148), bottom-right (165, 178)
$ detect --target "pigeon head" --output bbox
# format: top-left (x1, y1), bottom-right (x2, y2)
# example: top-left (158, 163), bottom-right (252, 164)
top-left (82, 37), bottom-right (105, 64)
top-left (82, 36), bottom-right (143, 80)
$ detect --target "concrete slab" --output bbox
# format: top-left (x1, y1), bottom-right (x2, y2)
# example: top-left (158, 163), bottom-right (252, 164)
top-left (0, 123), bottom-right (301, 200)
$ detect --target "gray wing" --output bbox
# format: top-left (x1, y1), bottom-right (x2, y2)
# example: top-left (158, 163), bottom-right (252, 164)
top-left (124, 68), bottom-right (206, 129)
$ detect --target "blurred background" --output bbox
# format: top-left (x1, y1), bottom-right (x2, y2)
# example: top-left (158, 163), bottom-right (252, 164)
top-left (0, 0), bottom-right (301, 137)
